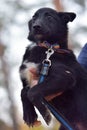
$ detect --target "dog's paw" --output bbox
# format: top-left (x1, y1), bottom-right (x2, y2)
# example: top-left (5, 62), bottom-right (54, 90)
top-left (21, 87), bottom-right (38, 127)
top-left (33, 120), bottom-right (41, 127)
top-left (43, 108), bottom-right (51, 125)
top-left (23, 104), bottom-right (38, 127)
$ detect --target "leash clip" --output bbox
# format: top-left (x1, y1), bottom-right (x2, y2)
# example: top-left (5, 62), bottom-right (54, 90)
top-left (46, 47), bottom-right (54, 60)
top-left (43, 47), bottom-right (54, 66)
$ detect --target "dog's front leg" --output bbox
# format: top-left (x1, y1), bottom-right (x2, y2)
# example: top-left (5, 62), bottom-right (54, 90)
top-left (27, 67), bottom-right (76, 125)
top-left (27, 88), bottom-right (52, 125)
top-left (21, 87), bottom-right (38, 126)
top-left (20, 78), bottom-right (39, 127)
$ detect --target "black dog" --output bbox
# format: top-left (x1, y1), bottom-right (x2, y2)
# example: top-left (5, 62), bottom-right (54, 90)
top-left (19, 8), bottom-right (87, 130)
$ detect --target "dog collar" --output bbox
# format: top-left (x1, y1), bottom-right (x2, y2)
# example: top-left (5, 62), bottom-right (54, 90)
top-left (38, 41), bottom-right (60, 50)
top-left (38, 41), bottom-right (71, 54)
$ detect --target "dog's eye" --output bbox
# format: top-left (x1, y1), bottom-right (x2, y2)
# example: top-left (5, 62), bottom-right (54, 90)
top-left (32, 16), bottom-right (36, 21)
top-left (47, 15), bottom-right (52, 18)
top-left (32, 14), bottom-right (38, 21)
top-left (45, 13), bottom-right (53, 19)
top-left (32, 13), bottom-right (39, 21)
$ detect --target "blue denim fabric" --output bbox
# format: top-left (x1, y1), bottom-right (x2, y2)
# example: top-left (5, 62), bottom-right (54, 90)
top-left (78, 43), bottom-right (87, 70)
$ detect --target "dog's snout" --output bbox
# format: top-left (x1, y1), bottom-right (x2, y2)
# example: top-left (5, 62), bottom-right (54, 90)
top-left (33, 24), bottom-right (41, 30)
top-left (32, 19), bottom-right (42, 31)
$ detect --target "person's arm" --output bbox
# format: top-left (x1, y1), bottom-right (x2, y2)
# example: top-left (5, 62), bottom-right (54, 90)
top-left (78, 43), bottom-right (87, 70)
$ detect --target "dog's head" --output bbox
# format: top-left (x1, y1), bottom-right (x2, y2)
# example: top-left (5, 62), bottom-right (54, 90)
top-left (28, 8), bottom-right (76, 48)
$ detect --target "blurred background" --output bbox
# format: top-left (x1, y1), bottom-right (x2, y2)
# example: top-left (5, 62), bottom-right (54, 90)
top-left (0, 0), bottom-right (87, 130)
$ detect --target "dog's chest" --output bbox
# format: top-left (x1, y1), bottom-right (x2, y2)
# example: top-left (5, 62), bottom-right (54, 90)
top-left (19, 46), bottom-right (64, 88)
top-left (20, 61), bottom-right (39, 88)
top-left (20, 46), bottom-right (47, 88)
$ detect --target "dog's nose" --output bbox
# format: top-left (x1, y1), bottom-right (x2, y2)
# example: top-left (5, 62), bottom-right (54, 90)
top-left (33, 24), bottom-right (41, 30)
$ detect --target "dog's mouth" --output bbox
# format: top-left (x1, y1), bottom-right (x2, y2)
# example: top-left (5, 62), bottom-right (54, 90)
top-left (33, 29), bottom-right (48, 41)
top-left (34, 34), bottom-right (43, 39)
top-left (33, 26), bottom-right (49, 37)
top-left (28, 26), bottom-right (51, 42)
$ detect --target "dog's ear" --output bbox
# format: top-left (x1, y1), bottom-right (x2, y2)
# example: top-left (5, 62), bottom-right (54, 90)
top-left (59, 12), bottom-right (76, 23)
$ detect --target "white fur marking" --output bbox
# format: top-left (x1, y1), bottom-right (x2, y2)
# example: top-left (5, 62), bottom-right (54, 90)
top-left (20, 62), bottom-right (39, 88)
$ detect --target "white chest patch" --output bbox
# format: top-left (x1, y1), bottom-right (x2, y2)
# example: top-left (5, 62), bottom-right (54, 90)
top-left (20, 61), bottom-right (39, 88)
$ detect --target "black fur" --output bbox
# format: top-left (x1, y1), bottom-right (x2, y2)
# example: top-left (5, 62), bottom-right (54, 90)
top-left (19, 8), bottom-right (87, 130)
